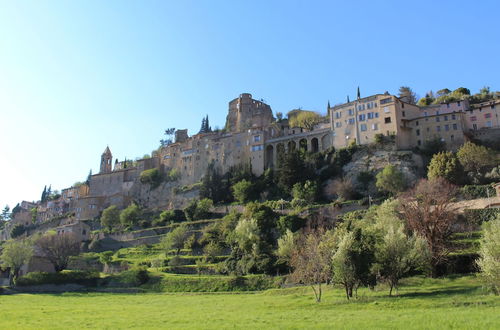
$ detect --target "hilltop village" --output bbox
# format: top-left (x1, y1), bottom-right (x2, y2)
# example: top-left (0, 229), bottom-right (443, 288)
top-left (2, 89), bottom-right (500, 243)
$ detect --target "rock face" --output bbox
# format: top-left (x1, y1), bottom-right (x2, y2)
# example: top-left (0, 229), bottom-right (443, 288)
top-left (342, 146), bottom-right (425, 186)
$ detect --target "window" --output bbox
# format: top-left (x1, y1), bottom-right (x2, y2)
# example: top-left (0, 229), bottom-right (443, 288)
top-left (457, 101), bottom-right (461, 106)
top-left (491, 105), bottom-right (496, 109)
top-left (251, 145), bottom-right (263, 152)
top-left (402, 111), bottom-right (406, 117)
top-left (367, 112), bottom-right (374, 119)
top-left (485, 113), bottom-right (492, 119)
top-left (424, 111), bottom-right (428, 117)
top-left (380, 97), bottom-right (392, 105)
top-left (451, 135), bottom-right (454, 141)
top-left (335, 111), bottom-right (342, 119)
top-left (415, 121), bottom-right (419, 126)
top-left (372, 123), bottom-right (378, 130)
top-left (253, 135), bottom-right (261, 142)
top-left (470, 116), bottom-right (477, 121)
top-left (348, 118), bottom-right (355, 125)
top-left (452, 114), bottom-right (456, 120)
top-left (384, 117), bottom-right (391, 124)
top-left (444, 115), bottom-right (448, 121)
top-left (436, 111), bottom-right (440, 115)
top-left (436, 117), bottom-right (440, 122)
top-left (374, 102), bottom-right (377, 107)
top-left (375, 112), bottom-right (379, 118)
top-left (473, 124), bottom-right (477, 130)
top-left (417, 140), bottom-right (421, 146)
top-left (335, 122), bottom-right (342, 128)
top-left (453, 123), bottom-right (458, 130)
top-left (358, 114), bottom-right (366, 121)
top-left (486, 121), bottom-right (493, 127)
top-left (437, 126), bottom-right (441, 132)
top-left (384, 106), bottom-right (390, 113)
top-left (360, 124), bottom-right (367, 131)
top-left (416, 129), bottom-right (420, 136)
top-left (348, 109), bottom-right (354, 116)
top-left (446, 104), bottom-right (450, 108)
top-left (445, 124), bottom-right (449, 131)
top-left (427, 127), bottom-right (430, 132)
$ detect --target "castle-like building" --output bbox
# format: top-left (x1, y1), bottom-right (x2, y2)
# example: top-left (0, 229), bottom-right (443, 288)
top-left (3, 91), bottom-right (499, 239)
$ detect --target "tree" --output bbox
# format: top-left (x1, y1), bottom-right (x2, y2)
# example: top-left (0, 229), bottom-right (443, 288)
top-left (276, 150), bottom-right (312, 191)
top-left (330, 177), bottom-right (356, 200)
top-left (398, 86), bottom-right (417, 104)
top-left (276, 229), bottom-right (295, 266)
top-left (289, 229), bottom-right (332, 302)
top-left (198, 115), bottom-right (212, 134)
top-left (373, 222), bottom-right (429, 296)
top-left (292, 180), bottom-right (318, 203)
top-left (232, 179), bottom-right (255, 204)
top-left (477, 214), bottom-right (500, 294)
top-left (101, 205), bottom-right (120, 231)
top-left (234, 218), bottom-right (260, 252)
top-left (399, 178), bottom-right (458, 277)
top-left (420, 137), bottom-right (446, 157)
top-left (160, 127), bottom-right (175, 147)
top-left (41, 185), bottom-right (47, 203)
top-left (375, 165), bottom-right (406, 195)
top-left (0, 205), bottom-right (10, 221)
top-left (99, 251), bottom-right (114, 266)
top-left (10, 224), bottom-right (26, 238)
top-left (85, 169), bottom-right (92, 185)
top-left (331, 229), bottom-right (375, 299)
top-left (120, 203), bottom-right (141, 228)
top-left (0, 239), bottom-right (33, 284)
top-left (161, 224), bottom-right (189, 255)
top-left (36, 232), bottom-right (81, 272)
top-left (288, 111), bottom-right (322, 131)
top-left (427, 151), bottom-right (464, 184)
top-left (457, 142), bottom-right (495, 174)
top-left (417, 92), bottom-right (435, 106)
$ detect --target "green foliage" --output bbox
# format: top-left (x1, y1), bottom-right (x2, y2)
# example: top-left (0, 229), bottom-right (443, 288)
top-left (477, 214), bottom-right (500, 294)
top-left (120, 203), bottom-right (141, 228)
top-left (276, 150), bottom-right (313, 191)
top-left (232, 179), bottom-right (255, 204)
top-left (276, 229), bottom-right (295, 264)
top-left (292, 180), bottom-right (318, 203)
top-left (114, 267), bottom-right (150, 286)
top-left (0, 239), bottom-right (33, 281)
top-left (277, 214), bottom-right (305, 234)
top-left (460, 185), bottom-right (496, 199)
top-left (375, 165), bottom-right (406, 195)
top-left (16, 270), bottom-right (99, 287)
top-left (161, 224), bottom-right (189, 255)
top-left (288, 110), bottom-right (322, 131)
top-left (427, 151), bottom-right (464, 184)
top-left (100, 205), bottom-right (120, 232)
top-left (398, 86), bottom-right (417, 104)
top-left (139, 168), bottom-right (163, 188)
top-left (99, 251), bottom-right (114, 265)
top-left (167, 168), bottom-right (180, 181)
top-left (420, 138), bottom-right (446, 157)
top-left (457, 142), bottom-right (495, 173)
top-left (462, 208), bottom-right (500, 226)
top-left (10, 224), bottom-right (26, 238)
top-left (184, 198), bottom-right (213, 221)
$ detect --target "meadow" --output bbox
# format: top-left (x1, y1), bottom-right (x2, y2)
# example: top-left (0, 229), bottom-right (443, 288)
top-left (1, 275), bottom-right (499, 329)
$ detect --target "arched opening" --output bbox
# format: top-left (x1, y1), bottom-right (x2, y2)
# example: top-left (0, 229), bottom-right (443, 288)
top-left (288, 140), bottom-right (296, 151)
top-left (311, 138), bottom-right (319, 153)
top-left (299, 139), bottom-right (308, 152)
top-left (265, 145), bottom-right (274, 169)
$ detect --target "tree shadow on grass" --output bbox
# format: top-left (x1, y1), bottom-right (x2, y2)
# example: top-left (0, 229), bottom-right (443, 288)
top-left (397, 286), bottom-right (480, 298)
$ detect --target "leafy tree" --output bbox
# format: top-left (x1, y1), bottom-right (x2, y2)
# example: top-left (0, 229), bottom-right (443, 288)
top-left (0, 239), bottom-right (33, 283)
top-left (99, 251), bottom-right (114, 266)
top-left (375, 165), bottom-right (406, 195)
top-left (427, 151), bottom-right (464, 184)
top-left (292, 180), bottom-right (318, 203)
top-left (276, 229), bottom-right (296, 267)
top-left (288, 111), bottom-right (322, 131)
top-left (330, 177), bottom-right (356, 200)
top-left (234, 218), bottom-right (260, 252)
top-left (101, 205), bottom-right (120, 231)
top-left (195, 198), bottom-right (213, 220)
top-left (398, 86), bottom-right (417, 104)
top-left (160, 127), bottom-right (175, 147)
top-left (36, 232), bottom-right (81, 272)
top-left (120, 203), bottom-right (141, 228)
top-left (161, 224), bottom-right (189, 255)
top-left (0, 205), bottom-right (10, 221)
top-left (10, 224), bottom-right (26, 238)
top-left (417, 92), bottom-right (435, 106)
top-left (477, 214), bottom-right (500, 294)
top-left (332, 229), bottom-right (375, 299)
top-left (457, 142), bottom-right (495, 173)
top-left (399, 178), bottom-right (458, 277)
top-left (277, 214), bottom-right (305, 234)
top-left (420, 137), bottom-right (446, 157)
top-left (276, 150), bottom-right (312, 191)
top-left (436, 88), bottom-right (451, 97)
top-left (200, 162), bottom-right (227, 203)
top-left (289, 229), bottom-right (332, 302)
top-left (232, 179), bottom-right (255, 204)
top-left (139, 168), bottom-right (163, 188)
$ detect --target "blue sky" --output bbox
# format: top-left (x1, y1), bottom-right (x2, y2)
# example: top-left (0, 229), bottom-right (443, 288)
top-left (1, 0), bottom-right (499, 208)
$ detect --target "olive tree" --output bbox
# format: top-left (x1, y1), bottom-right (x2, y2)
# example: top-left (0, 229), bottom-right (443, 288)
top-left (0, 239), bottom-right (33, 284)
top-left (477, 214), bottom-right (500, 294)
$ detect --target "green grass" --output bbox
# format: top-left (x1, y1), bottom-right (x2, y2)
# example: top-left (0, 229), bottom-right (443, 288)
top-left (1, 276), bottom-right (498, 329)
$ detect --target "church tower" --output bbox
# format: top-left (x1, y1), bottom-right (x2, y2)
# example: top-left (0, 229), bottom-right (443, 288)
top-left (100, 146), bottom-right (113, 174)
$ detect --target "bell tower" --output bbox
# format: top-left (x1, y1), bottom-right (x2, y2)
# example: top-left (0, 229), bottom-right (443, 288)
top-left (100, 146), bottom-right (113, 174)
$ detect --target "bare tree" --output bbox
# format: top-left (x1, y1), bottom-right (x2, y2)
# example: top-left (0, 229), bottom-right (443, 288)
top-left (398, 178), bottom-right (458, 277)
top-left (36, 232), bottom-right (81, 272)
top-left (289, 229), bottom-right (332, 302)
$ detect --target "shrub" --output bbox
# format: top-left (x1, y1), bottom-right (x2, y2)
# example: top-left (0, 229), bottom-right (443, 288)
top-left (277, 214), bottom-right (305, 234)
top-left (292, 180), bottom-right (318, 203)
top-left (463, 208), bottom-right (500, 226)
top-left (158, 209), bottom-right (186, 225)
top-left (427, 151), bottom-right (464, 184)
top-left (375, 165), bottom-right (406, 195)
top-left (115, 267), bottom-right (150, 286)
top-left (477, 215), bottom-right (500, 294)
top-left (120, 203), bottom-right (141, 228)
top-left (16, 271), bottom-right (99, 287)
top-left (10, 224), bottom-right (26, 238)
top-left (330, 177), bottom-right (356, 200)
top-left (460, 185), bottom-right (496, 200)
top-left (139, 168), bottom-right (162, 188)
top-left (101, 205), bottom-right (120, 232)
top-left (232, 179), bottom-right (255, 204)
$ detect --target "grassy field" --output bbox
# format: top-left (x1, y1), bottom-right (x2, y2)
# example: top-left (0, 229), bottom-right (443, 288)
top-left (1, 276), bottom-right (499, 329)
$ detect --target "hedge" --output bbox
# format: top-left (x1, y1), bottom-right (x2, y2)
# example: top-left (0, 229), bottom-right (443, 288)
top-left (460, 185), bottom-right (496, 200)
top-left (462, 208), bottom-right (500, 226)
top-left (16, 271), bottom-right (100, 287)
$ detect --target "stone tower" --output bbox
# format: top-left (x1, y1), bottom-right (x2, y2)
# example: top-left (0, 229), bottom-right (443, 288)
top-left (100, 146), bottom-right (113, 174)
top-left (225, 93), bottom-right (274, 133)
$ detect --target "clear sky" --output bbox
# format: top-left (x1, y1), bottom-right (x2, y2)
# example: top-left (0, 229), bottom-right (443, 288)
top-left (1, 0), bottom-right (499, 208)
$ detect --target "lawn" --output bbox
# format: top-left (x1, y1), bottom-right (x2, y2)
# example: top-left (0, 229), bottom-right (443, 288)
top-left (0, 276), bottom-right (499, 329)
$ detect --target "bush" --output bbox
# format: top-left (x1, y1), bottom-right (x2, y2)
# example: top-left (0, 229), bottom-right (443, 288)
top-left (427, 151), bottom-right (464, 184)
top-left (115, 267), bottom-right (150, 286)
top-left (10, 224), bottom-right (26, 238)
top-left (477, 215), bottom-right (500, 294)
top-left (375, 165), bottom-right (406, 195)
top-left (16, 271), bottom-right (100, 287)
top-left (292, 180), bottom-right (318, 203)
top-left (463, 208), bottom-right (500, 226)
top-left (460, 185), bottom-right (496, 200)
top-left (232, 179), bottom-right (255, 204)
top-left (277, 214), bottom-right (305, 234)
top-left (120, 203), bottom-right (141, 228)
top-left (157, 209), bottom-right (186, 225)
top-left (139, 168), bottom-right (162, 188)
